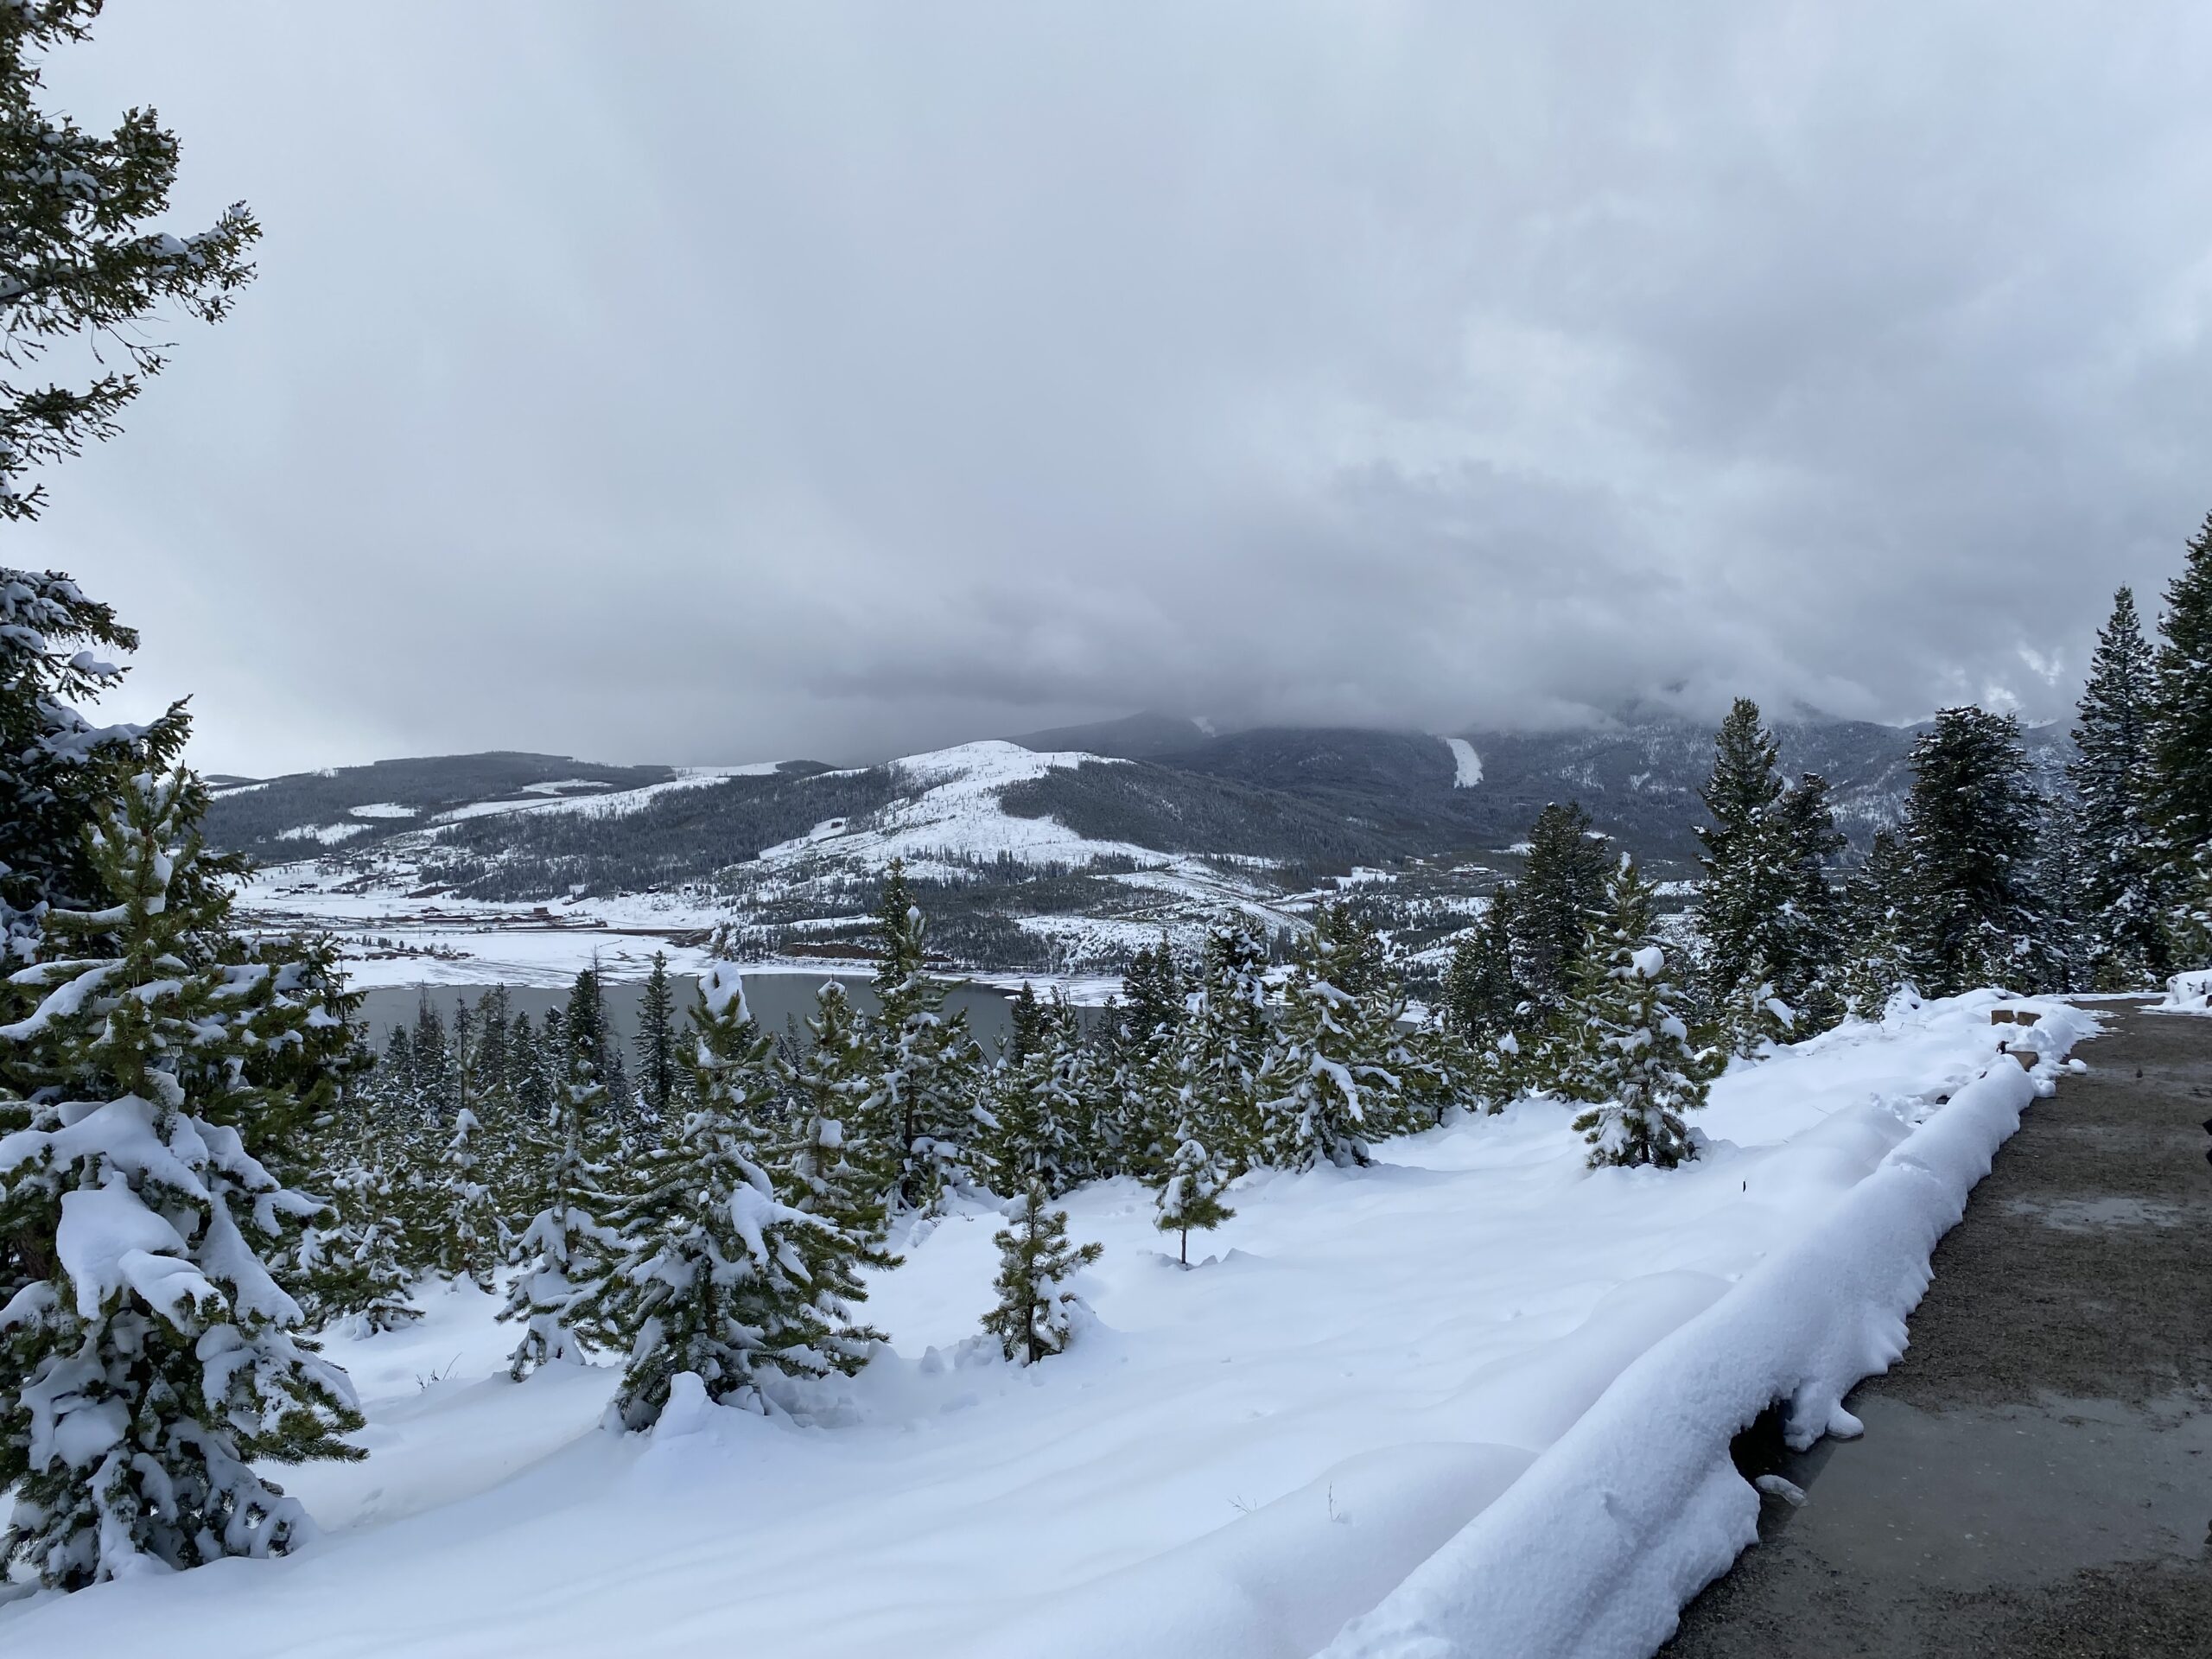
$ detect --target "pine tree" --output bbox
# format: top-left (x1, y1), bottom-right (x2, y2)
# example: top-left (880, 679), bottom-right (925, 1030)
top-left (2150, 515), bottom-right (2212, 884)
top-left (0, 770), bottom-right (361, 1586)
top-left (500, 977), bottom-right (621, 1380)
top-left (410, 992), bottom-right (454, 1120)
top-left (0, 3), bottom-right (259, 527)
top-left (1900, 707), bottom-right (2049, 997)
top-left (1255, 906), bottom-right (1400, 1171)
top-left (634, 950), bottom-right (680, 1121)
top-left (985, 987), bottom-right (1089, 1198)
top-left (1174, 925), bottom-right (1272, 1170)
top-left (861, 861), bottom-right (986, 1217)
top-left (2073, 586), bottom-right (2171, 986)
top-left (595, 966), bottom-right (880, 1429)
top-left (435, 1105), bottom-right (506, 1292)
top-left (1510, 803), bottom-right (1611, 1015)
top-left (1837, 830), bottom-right (1914, 1015)
top-left (1441, 902), bottom-right (1519, 1046)
top-left (1772, 772), bottom-right (1847, 1028)
top-left (1151, 1105), bottom-right (1236, 1267)
top-left (980, 1184), bottom-right (1102, 1364)
top-left (1565, 857), bottom-right (1710, 1170)
top-left (1694, 699), bottom-right (1789, 999)
top-left (785, 979), bottom-right (899, 1266)
top-left (1111, 935), bottom-right (1185, 1179)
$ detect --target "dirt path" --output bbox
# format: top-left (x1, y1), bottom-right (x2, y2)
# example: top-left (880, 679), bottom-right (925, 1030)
top-left (1662, 1002), bottom-right (2212, 1656)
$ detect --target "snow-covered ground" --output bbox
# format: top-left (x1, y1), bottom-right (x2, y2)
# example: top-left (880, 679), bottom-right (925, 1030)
top-left (2, 991), bottom-right (2094, 1657)
top-left (2155, 967), bottom-right (2212, 1013)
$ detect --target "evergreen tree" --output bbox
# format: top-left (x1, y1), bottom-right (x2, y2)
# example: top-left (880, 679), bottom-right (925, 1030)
top-left (985, 987), bottom-right (1088, 1197)
top-left (500, 979), bottom-right (621, 1379)
top-left (1564, 857), bottom-right (1710, 1170)
top-left (1255, 906), bottom-right (1399, 1171)
top-left (634, 950), bottom-right (680, 1120)
top-left (785, 979), bottom-right (899, 1264)
top-left (594, 966), bottom-right (880, 1429)
top-left (1112, 935), bottom-right (1185, 1179)
top-left (435, 1105), bottom-right (505, 1292)
top-left (0, 770), bottom-right (361, 1586)
top-left (1694, 699), bottom-right (1789, 1001)
top-left (1151, 1104), bottom-right (1236, 1267)
top-left (1508, 803), bottom-right (1611, 1015)
top-left (410, 992), bottom-right (453, 1120)
top-left (1900, 707), bottom-right (2049, 996)
top-left (1772, 772), bottom-right (1847, 1027)
top-left (1173, 924), bottom-right (1273, 1169)
top-left (2150, 515), bottom-right (2212, 888)
top-left (980, 1184), bottom-right (1102, 1364)
top-left (2072, 586), bottom-right (2170, 986)
top-left (1837, 829), bottom-right (1915, 1015)
top-left (0, 2), bottom-right (259, 528)
top-left (860, 861), bottom-right (986, 1216)
top-left (1441, 903), bottom-right (1519, 1046)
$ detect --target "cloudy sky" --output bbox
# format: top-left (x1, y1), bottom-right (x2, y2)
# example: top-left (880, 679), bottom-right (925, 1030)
top-left (17, 2), bottom-right (2212, 775)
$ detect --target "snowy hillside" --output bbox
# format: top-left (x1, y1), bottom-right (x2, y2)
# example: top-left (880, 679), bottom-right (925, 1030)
top-left (0, 993), bottom-right (2095, 1658)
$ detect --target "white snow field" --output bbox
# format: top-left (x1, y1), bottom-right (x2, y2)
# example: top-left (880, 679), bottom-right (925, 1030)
top-left (2, 992), bottom-right (2094, 1658)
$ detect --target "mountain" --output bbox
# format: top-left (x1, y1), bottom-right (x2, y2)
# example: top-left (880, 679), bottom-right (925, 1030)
top-left (211, 717), bottom-right (2073, 982)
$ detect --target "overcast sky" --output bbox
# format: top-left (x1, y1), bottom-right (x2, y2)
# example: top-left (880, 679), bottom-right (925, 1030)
top-left (16, 2), bottom-right (2212, 775)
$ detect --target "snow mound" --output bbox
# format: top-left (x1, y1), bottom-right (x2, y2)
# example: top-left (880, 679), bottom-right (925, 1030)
top-left (2157, 968), bottom-right (2212, 1013)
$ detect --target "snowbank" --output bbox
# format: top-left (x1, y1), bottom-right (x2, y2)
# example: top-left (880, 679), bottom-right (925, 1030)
top-left (1325, 996), bottom-right (2097, 1659)
top-left (0, 994), bottom-right (2095, 1659)
top-left (2157, 968), bottom-right (2212, 1013)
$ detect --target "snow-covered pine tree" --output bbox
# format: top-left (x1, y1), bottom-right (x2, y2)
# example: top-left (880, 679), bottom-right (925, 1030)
top-left (861, 860), bottom-right (987, 1216)
top-left (2069, 586), bottom-right (2171, 986)
top-left (315, 1135), bottom-right (421, 1337)
top-left (980, 1183), bottom-right (1103, 1364)
top-left (499, 977), bottom-right (621, 1379)
top-left (1566, 856), bottom-right (1710, 1170)
top-left (0, 2), bottom-right (259, 530)
top-left (410, 992), bottom-right (454, 1122)
top-left (785, 979), bottom-right (900, 1267)
top-left (436, 1104), bottom-right (506, 1292)
top-left (0, 769), bottom-right (362, 1586)
top-left (595, 965), bottom-right (880, 1428)
top-left (1510, 803), bottom-right (1612, 1018)
top-left (1772, 772), bottom-right (1847, 1029)
top-left (1174, 924), bottom-right (1271, 1170)
top-left (1151, 1104), bottom-right (1235, 1267)
top-left (1694, 699), bottom-right (1789, 1001)
top-left (1713, 957), bottom-right (1796, 1058)
top-left (1112, 935), bottom-right (1185, 1179)
top-left (1441, 902), bottom-right (1519, 1048)
top-left (1900, 707), bottom-right (2050, 996)
top-left (1255, 906), bottom-right (1400, 1171)
top-left (985, 985), bottom-right (1090, 1198)
top-left (2150, 515), bottom-right (2212, 935)
top-left (1836, 829), bottom-right (1914, 1015)
top-left (634, 950), bottom-right (680, 1122)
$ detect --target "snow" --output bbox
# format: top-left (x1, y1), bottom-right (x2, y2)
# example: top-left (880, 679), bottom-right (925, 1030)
top-left (2155, 967), bottom-right (2212, 1013)
top-left (1442, 737), bottom-right (1483, 788)
top-left (346, 803), bottom-right (420, 820)
top-left (0, 991), bottom-right (2096, 1656)
top-left (275, 823), bottom-right (372, 844)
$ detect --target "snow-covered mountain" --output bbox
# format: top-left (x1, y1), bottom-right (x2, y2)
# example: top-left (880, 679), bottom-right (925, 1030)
top-left (210, 716), bottom-right (2070, 985)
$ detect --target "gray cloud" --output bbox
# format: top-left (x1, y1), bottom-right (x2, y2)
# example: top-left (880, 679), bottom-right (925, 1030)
top-left (16, 1), bottom-right (2212, 773)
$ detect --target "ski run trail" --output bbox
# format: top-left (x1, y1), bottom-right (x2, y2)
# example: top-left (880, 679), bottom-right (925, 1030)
top-left (3, 990), bottom-right (2096, 1658)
